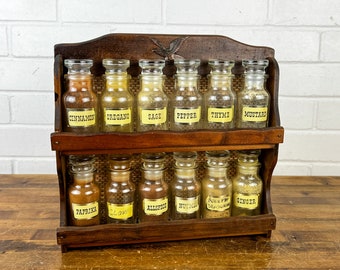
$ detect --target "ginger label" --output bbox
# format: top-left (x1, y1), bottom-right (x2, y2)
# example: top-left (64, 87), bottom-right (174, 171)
top-left (174, 107), bottom-right (201, 124)
top-left (143, 197), bottom-right (168, 216)
top-left (107, 202), bottom-right (133, 220)
top-left (104, 108), bottom-right (131, 126)
top-left (208, 106), bottom-right (234, 123)
top-left (141, 108), bottom-right (167, 125)
top-left (234, 193), bottom-right (259, 210)
top-left (175, 196), bottom-right (200, 214)
top-left (67, 109), bottom-right (96, 127)
top-left (242, 107), bottom-right (267, 122)
top-left (72, 201), bottom-right (99, 220)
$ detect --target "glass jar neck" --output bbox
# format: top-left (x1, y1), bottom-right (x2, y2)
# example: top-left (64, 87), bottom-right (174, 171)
top-left (66, 74), bottom-right (93, 92)
top-left (143, 169), bottom-right (164, 181)
top-left (175, 167), bottom-right (196, 179)
top-left (140, 74), bottom-right (163, 90)
top-left (175, 74), bottom-right (199, 89)
top-left (237, 164), bottom-right (260, 175)
top-left (209, 74), bottom-right (233, 89)
top-left (73, 172), bottom-right (94, 184)
top-left (105, 73), bottom-right (129, 91)
top-left (206, 166), bottom-right (227, 178)
top-left (109, 170), bottom-right (131, 182)
top-left (244, 74), bottom-right (266, 90)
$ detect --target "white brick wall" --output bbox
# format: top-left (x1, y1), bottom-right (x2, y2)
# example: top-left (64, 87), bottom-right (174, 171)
top-left (0, 0), bottom-right (339, 175)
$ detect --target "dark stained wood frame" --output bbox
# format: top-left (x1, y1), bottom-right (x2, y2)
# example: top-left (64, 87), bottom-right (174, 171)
top-left (51, 33), bottom-right (284, 252)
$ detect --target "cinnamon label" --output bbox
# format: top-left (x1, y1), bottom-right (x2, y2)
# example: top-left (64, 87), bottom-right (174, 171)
top-left (67, 108), bottom-right (96, 127)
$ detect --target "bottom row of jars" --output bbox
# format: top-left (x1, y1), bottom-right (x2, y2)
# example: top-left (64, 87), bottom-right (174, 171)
top-left (67, 150), bottom-right (263, 226)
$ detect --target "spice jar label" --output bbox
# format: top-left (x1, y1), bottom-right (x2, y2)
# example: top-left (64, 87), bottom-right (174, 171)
top-left (107, 202), bottom-right (133, 220)
top-left (175, 196), bottom-right (200, 214)
top-left (141, 108), bottom-right (167, 125)
top-left (174, 107), bottom-right (201, 124)
top-left (143, 197), bottom-right (168, 216)
top-left (206, 195), bottom-right (231, 211)
top-left (67, 108), bottom-right (96, 127)
top-left (104, 108), bottom-right (132, 126)
top-left (242, 107), bottom-right (268, 122)
top-left (233, 193), bottom-right (259, 210)
top-left (72, 201), bottom-right (99, 220)
top-left (208, 106), bottom-right (234, 123)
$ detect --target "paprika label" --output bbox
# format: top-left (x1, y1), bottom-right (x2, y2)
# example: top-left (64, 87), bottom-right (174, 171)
top-left (72, 201), bottom-right (99, 220)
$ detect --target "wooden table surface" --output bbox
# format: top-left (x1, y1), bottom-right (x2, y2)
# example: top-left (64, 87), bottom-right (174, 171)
top-left (0, 175), bottom-right (339, 269)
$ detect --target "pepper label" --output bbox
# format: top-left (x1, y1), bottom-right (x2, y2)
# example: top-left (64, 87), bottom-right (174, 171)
top-left (141, 107), bottom-right (167, 125)
top-left (208, 106), bottom-right (234, 123)
top-left (72, 201), bottom-right (99, 220)
top-left (206, 195), bottom-right (230, 212)
top-left (234, 193), bottom-right (259, 210)
top-left (174, 107), bottom-right (201, 124)
top-left (104, 108), bottom-right (131, 126)
top-left (143, 197), bottom-right (168, 216)
top-left (175, 196), bottom-right (200, 214)
top-left (242, 106), bottom-right (267, 122)
top-left (107, 202), bottom-right (133, 220)
top-left (67, 108), bottom-right (96, 127)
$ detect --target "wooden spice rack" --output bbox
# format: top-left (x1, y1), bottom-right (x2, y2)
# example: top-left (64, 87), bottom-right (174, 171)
top-left (51, 33), bottom-right (284, 252)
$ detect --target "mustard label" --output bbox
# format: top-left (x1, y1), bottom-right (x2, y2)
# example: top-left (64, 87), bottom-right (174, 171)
top-left (67, 108), bottom-right (96, 127)
top-left (107, 202), bottom-right (133, 220)
top-left (208, 106), bottom-right (234, 123)
top-left (206, 195), bottom-right (230, 212)
top-left (141, 107), bottom-right (167, 125)
top-left (175, 196), bottom-right (200, 214)
top-left (143, 197), bottom-right (168, 216)
top-left (234, 193), bottom-right (259, 210)
top-left (104, 108), bottom-right (131, 126)
top-left (242, 106), bottom-right (268, 122)
top-left (174, 107), bottom-right (201, 124)
top-left (72, 201), bottom-right (99, 220)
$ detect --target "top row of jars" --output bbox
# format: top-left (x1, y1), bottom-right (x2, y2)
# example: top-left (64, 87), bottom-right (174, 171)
top-left (62, 58), bottom-right (270, 133)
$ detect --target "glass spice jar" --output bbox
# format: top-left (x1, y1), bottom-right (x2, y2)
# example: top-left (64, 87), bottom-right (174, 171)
top-left (231, 150), bottom-right (263, 216)
top-left (204, 60), bottom-right (236, 129)
top-left (68, 155), bottom-right (100, 226)
top-left (202, 150), bottom-right (232, 218)
top-left (138, 152), bottom-right (169, 222)
top-left (101, 59), bottom-right (133, 133)
top-left (171, 152), bottom-right (201, 220)
top-left (236, 60), bottom-right (270, 128)
top-left (105, 154), bottom-right (136, 224)
top-left (137, 60), bottom-right (168, 131)
top-left (63, 59), bottom-right (98, 133)
top-left (170, 59), bottom-right (202, 131)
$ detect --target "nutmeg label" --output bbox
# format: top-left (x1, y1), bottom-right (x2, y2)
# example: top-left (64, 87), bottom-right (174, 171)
top-left (175, 196), bottom-right (200, 214)
top-left (234, 193), bottom-right (259, 210)
top-left (107, 202), bottom-right (133, 220)
top-left (242, 106), bottom-right (267, 122)
top-left (141, 108), bottom-right (167, 125)
top-left (174, 107), bottom-right (201, 124)
top-left (206, 195), bottom-right (230, 212)
top-left (143, 197), bottom-right (168, 216)
top-left (72, 201), bottom-right (99, 220)
top-left (208, 106), bottom-right (234, 123)
top-left (67, 108), bottom-right (96, 127)
top-left (104, 108), bottom-right (131, 126)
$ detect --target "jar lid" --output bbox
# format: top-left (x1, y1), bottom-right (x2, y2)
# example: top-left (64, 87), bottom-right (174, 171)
top-left (208, 59), bottom-right (234, 74)
top-left (173, 151), bottom-right (197, 168)
top-left (139, 59), bottom-right (165, 74)
top-left (242, 59), bottom-right (268, 75)
top-left (64, 59), bottom-right (93, 74)
top-left (141, 152), bottom-right (166, 170)
top-left (237, 150), bottom-right (261, 165)
top-left (103, 59), bottom-right (130, 74)
top-left (68, 155), bottom-right (95, 173)
top-left (174, 59), bottom-right (200, 74)
top-left (108, 154), bottom-right (131, 171)
top-left (206, 150), bottom-right (230, 167)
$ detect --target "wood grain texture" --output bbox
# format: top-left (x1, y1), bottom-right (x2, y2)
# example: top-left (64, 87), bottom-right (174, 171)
top-left (0, 175), bottom-right (339, 269)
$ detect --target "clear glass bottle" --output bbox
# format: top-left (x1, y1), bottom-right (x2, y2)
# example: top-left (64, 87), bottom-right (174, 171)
top-left (232, 150), bottom-right (263, 216)
top-left (236, 59), bottom-right (270, 128)
top-left (138, 152), bottom-right (169, 222)
top-left (171, 152), bottom-right (201, 220)
top-left (204, 60), bottom-right (235, 129)
top-left (105, 154), bottom-right (135, 224)
top-left (68, 155), bottom-right (100, 226)
top-left (170, 59), bottom-right (202, 131)
top-left (63, 59), bottom-right (98, 133)
top-left (137, 60), bottom-right (168, 131)
top-left (202, 150), bottom-right (232, 218)
top-left (101, 59), bottom-right (133, 133)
